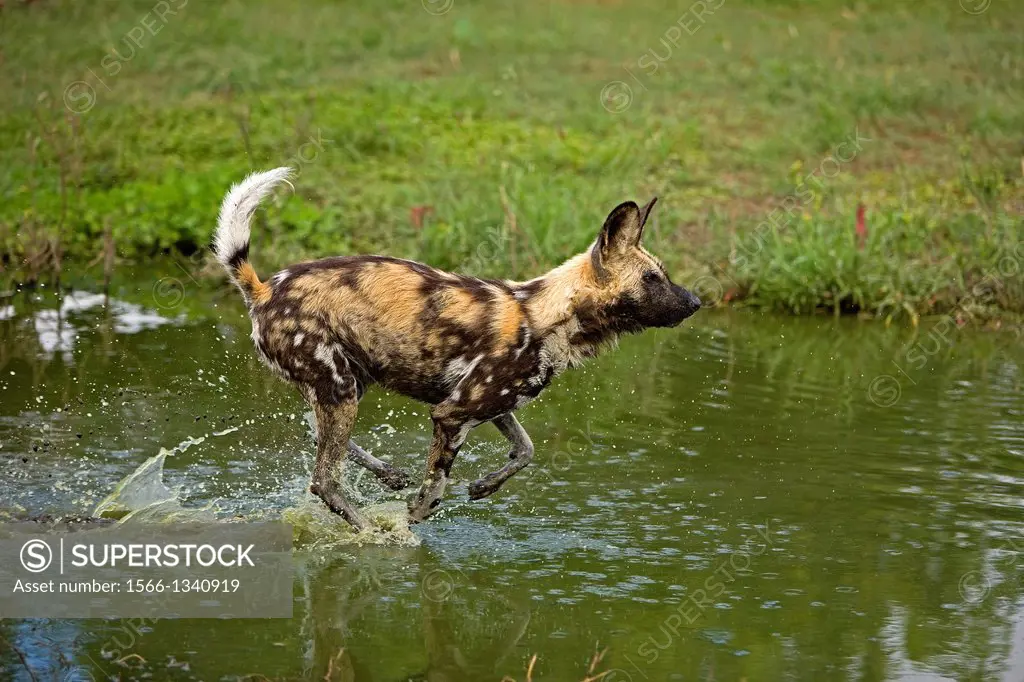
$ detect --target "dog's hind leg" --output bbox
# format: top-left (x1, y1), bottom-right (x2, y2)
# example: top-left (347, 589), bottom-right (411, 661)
top-left (467, 413), bottom-right (534, 500)
top-left (347, 439), bottom-right (410, 491)
top-left (308, 396), bottom-right (369, 531)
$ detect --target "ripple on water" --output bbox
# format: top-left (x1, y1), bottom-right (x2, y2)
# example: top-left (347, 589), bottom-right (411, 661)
top-left (2, 296), bottom-right (1024, 681)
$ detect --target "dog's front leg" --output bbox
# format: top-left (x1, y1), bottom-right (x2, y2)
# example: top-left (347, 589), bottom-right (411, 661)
top-left (408, 410), bottom-right (472, 523)
top-left (468, 413), bottom-right (534, 500)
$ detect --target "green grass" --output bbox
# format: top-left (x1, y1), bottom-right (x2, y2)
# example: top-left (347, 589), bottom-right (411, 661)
top-left (1, 0), bottom-right (1022, 321)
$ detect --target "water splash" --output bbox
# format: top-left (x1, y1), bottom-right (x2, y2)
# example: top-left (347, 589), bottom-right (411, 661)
top-left (91, 437), bottom-right (418, 547)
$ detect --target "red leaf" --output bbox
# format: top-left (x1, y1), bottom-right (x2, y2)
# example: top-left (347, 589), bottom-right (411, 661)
top-left (855, 203), bottom-right (867, 250)
top-left (410, 205), bottom-right (434, 231)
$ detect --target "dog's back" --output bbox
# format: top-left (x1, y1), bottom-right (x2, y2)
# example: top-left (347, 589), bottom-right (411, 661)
top-left (247, 254), bottom-right (532, 405)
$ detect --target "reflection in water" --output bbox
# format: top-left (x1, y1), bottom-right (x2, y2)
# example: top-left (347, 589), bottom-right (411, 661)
top-left (0, 288), bottom-right (1021, 681)
top-left (24, 290), bottom-right (178, 362)
top-left (297, 551), bottom-right (534, 681)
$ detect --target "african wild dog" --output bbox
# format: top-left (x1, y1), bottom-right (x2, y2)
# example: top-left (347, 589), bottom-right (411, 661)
top-left (213, 168), bottom-right (701, 530)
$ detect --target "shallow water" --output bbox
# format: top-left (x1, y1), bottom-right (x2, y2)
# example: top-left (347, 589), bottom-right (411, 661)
top-left (0, 283), bottom-right (1022, 681)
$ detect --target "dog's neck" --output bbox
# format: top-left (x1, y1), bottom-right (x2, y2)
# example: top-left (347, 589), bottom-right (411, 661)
top-left (514, 252), bottom-right (621, 368)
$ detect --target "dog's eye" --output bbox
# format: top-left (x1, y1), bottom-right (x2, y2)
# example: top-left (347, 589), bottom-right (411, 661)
top-left (642, 271), bottom-right (661, 284)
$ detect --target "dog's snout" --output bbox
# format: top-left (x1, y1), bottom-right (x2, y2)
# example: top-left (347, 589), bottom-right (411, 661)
top-left (664, 285), bottom-right (701, 325)
top-left (674, 285), bottom-right (700, 309)
top-left (689, 291), bottom-right (702, 311)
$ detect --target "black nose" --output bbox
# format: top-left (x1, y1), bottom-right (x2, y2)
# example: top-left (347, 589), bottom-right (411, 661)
top-left (682, 289), bottom-right (701, 313)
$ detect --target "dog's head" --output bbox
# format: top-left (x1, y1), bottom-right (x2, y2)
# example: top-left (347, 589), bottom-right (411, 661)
top-left (585, 198), bottom-right (701, 331)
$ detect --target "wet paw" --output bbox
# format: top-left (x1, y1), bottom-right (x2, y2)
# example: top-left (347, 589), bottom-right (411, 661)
top-left (382, 466), bottom-right (411, 491)
top-left (310, 483), bottom-right (370, 532)
top-left (467, 478), bottom-right (496, 500)
top-left (407, 496), bottom-right (440, 523)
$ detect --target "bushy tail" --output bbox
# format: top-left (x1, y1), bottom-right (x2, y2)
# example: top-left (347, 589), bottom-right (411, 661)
top-left (213, 167), bottom-right (293, 304)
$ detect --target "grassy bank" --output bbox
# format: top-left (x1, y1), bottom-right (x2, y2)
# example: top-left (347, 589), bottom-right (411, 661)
top-left (1, 0), bottom-right (1022, 321)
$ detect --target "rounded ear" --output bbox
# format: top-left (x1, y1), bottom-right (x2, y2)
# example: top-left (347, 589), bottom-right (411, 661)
top-left (598, 201), bottom-right (639, 253)
top-left (591, 198), bottom-right (659, 279)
